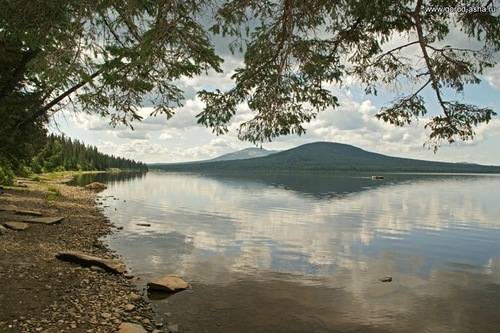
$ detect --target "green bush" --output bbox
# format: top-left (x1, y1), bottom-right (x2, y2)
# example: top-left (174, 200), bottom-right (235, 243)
top-left (18, 164), bottom-right (34, 177)
top-left (0, 163), bottom-right (15, 185)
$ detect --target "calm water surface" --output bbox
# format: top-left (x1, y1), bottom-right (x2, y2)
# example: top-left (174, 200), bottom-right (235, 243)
top-left (84, 172), bottom-right (500, 333)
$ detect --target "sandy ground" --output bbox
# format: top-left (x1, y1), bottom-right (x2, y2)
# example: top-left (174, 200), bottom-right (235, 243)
top-left (0, 177), bottom-right (166, 332)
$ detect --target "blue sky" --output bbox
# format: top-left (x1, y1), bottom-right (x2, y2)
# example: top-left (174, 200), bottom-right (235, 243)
top-left (50, 27), bottom-right (500, 165)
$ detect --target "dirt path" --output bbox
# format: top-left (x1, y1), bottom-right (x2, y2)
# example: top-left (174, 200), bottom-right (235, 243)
top-left (0, 177), bottom-right (166, 332)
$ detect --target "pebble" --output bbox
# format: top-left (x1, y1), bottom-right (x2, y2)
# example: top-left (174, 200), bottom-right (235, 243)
top-left (129, 293), bottom-right (141, 302)
top-left (101, 312), bottom-right (112, 319)
top-left (379, 276), bottom-right (393, 282)
top-left (124, 304), bottom-right (135, 312)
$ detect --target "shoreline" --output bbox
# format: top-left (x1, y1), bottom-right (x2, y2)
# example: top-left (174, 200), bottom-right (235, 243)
top-left (0, 174), bottom-right (164, 332)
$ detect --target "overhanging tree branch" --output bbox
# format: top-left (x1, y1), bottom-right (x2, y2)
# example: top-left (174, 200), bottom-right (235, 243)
top-left (412, 0), bottom-right (449, 117)
top-left (16, 67), bottom-right (106, 131)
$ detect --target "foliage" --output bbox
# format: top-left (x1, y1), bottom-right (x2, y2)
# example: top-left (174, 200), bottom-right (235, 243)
top-left (0, 34), bottom-right (48, 172)
top-left (0, 0), bottom-right (498, 154)
top-left (31, 134), bottom-right (147, 173)
top-left (0, 0), bottom-right (222, 130)
top-left (0, 160), bottom-right (15, 185)
top-left (45, 185), bottom-right (62, 202)
top-left (197, 0), bottom-right (499, 150)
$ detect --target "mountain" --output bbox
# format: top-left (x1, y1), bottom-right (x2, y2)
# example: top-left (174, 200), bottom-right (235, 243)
top-left (207, 147), bottom-right (278, 162)
top-left (152, 142), bottom-right (500, 173)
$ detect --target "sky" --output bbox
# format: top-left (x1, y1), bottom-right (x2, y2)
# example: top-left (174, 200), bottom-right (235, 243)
top-left (50, 22), bottom-right (500, 165)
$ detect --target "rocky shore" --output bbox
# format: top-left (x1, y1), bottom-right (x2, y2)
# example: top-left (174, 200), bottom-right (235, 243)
top-left (0, 176), bottom-right (167, 333)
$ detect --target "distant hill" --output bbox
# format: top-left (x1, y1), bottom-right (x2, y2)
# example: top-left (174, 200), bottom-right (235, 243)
top-left (207, 147), bottom-right (278, 162)
top-left (151, 142), bottom-right (500, 174)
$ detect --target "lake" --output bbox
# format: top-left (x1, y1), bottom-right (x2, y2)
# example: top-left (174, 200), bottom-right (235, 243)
top-left (77, 171), bottom-right (500, 333)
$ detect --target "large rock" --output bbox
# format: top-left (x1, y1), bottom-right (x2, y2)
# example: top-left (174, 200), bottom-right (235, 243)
top-left (0, 224), bottom-right (7, 234)
top-left (0, 204), bottom-right (18, 212)
top-left (4, 221), bottom-right (29, 231)
top-left (56, 251), bottom-right (127, 274)
top-left (15, 209), bottom-right (43, 216)
top-left (0, 204), bottom-right (43, 216)
top-left (147, 275), bottom-right (189, 292)
top-left (85, 182), bottom-right (107, 192)
top-left (118, 323), bottom-right (147, 333)
top-left (22, 216), bottom-right (64, 225)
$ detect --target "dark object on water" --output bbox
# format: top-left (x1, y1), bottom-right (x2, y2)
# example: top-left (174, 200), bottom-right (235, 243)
top-left (379, 276), bottom-right (392, 282)
top-left (136, 223), bottom-right (151, 227)
top-left (371, 176), bottom-right (385, 180)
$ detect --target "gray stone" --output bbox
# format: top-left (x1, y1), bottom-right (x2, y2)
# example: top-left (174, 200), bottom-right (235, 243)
top-left (4, 221), bottom-right (29, 231)
top-left (128, 293), bottom-right (141, 302)
top-left (0, 225), bottom-right (7, 234)
top-left (147, 276), bottom-right (189, 292)
top-left (118, 322), bottom-right (147, 333)
top-left (21, 216), bottom-right (64, 225)
top-left (14, 209), bottom-right (43, 216)
top-left (0, 204), bottom-right (17, 211)
top-left (124, 304), bottom-right (135, 312)
top-left (101, 313), bottom-right (111, 319)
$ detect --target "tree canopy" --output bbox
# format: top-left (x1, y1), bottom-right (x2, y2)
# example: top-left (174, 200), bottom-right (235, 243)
top-left (1, 0), bottom-right (498, 157)
top-left (198, 0), bottom-right (499, 150)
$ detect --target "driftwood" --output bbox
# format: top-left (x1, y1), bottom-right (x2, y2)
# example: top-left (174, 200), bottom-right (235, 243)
top-left (56, 251), bottom-right (127, 274)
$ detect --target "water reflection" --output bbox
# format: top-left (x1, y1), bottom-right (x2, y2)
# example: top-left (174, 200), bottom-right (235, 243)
top-left (68, 171), bottom-right (146, 186)
top-left (94, 172), bottom-right (500, 333)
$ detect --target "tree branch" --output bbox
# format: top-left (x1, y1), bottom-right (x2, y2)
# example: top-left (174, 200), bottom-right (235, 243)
top-left (375, 41), bottom-right (419, 62)
top-left (412, 0), bottom-right (449, 117)
top-left (15, 67), bottom-right (106, 131)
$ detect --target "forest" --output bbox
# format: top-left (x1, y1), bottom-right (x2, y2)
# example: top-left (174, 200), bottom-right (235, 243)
top-left (0, 134), bottom-right (147, 185)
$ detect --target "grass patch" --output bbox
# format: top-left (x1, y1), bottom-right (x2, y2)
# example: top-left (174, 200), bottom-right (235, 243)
top-left (46, 185), bottom-right (62, 201)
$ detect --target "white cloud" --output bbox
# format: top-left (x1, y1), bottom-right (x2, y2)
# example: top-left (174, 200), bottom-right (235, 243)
top-left (486, 65), bottom-right (500, 90)
top-left (116, 131), bottom-right (151, 140)
top-left (177, 55), bottom-right (243, 92)
top-left (304, 98), bottom-right (428, 155)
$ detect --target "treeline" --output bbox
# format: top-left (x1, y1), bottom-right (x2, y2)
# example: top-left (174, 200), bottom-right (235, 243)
top-left (31, 135), bottom-right (147, 173)
top-left (0, 134), bottom-right (146, 184)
